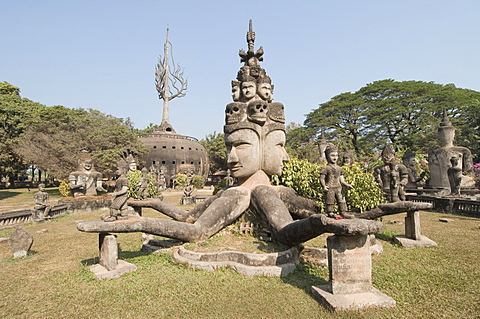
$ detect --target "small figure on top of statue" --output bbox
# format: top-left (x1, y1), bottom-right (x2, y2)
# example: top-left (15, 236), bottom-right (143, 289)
top-left (319, 144), bottom-right (354, 219)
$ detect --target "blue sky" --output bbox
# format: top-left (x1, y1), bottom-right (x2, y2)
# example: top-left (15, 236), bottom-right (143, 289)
top-left (2, 1), bottom-right (479, 140)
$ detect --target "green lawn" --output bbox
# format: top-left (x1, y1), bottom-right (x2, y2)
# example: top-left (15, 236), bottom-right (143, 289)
top-left (0, 189), bottom-right (479, 318)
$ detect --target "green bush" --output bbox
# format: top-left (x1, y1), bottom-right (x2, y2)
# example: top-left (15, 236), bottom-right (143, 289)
top-left (175, 173), bottom-right (188, 188)
top-left (126, 170), bottom-right (157, 199)
top-left (213, 178), bottom-right (229, 195)
top-left (273, 158), bottom-right (384, 213)
top-left (191, 175), bottom-right (205, 189)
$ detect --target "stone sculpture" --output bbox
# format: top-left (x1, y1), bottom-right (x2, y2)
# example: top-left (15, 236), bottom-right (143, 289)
top-left (374, 145), bottom-right (408, 202)
top-left (320, 144), bottom-right (353, 218)
top-left (8, 226), bottom-right (33, 258)
top-left (68, 153), bottom-right (106, 197)
top-left (402, 150), bottom-right (425, 189)
top-left (33, 183), bottom-right (51, 220)
top-left (342, 150), bottom-right (356, 167)
top-left (428, 110), bottom-right (473, 195)
top-left (78, 21), bottom-right (385, 245)
top-left (447, 155), bottom-right (462, 196)
top-left (137, 167), bottom-right (149, 199)
top-left (103, 159), bottom-right (129, 222)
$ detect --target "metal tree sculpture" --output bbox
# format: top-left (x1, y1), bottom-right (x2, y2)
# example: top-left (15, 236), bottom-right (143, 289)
top-left (155, 28), bottom-right (188, 130)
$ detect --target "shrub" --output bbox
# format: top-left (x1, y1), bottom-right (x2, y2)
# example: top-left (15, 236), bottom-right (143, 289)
top-left (59, 179), bottom-right (71, 197)
top-left (175, 173), bottom-right (188, 188)
top-left (273, 158), bottom-right (385, 213)
top-left (191, 175), bottom-right (205, 189)
top-left (126, 170), bottom-right (157, 199)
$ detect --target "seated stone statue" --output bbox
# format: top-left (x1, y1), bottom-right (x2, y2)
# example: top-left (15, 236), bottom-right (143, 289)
top-left (374, 145), bottom-right (408, 202)
top-left (428, 110), bottom-right (474, 194)
top-left (320, 144), bottom-right (353, 218)
top-left (402, 150), bottom-right (426, 189)
top-left (68, 156), bottom-right (106, 197)
top-left (33, 183), bottom-right (51, 220)
top-left (103, 160), bottom-right (129, 222)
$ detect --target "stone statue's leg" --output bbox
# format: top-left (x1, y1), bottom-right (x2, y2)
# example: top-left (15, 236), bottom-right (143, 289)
top-left (251, 185), bottom-right (383, 246)
top-left (127, 198), bottom-right (192, 222)
top-left (78, 187), bottom-right (251, 242)
top-left (273, 185), bottom-right (319, 218)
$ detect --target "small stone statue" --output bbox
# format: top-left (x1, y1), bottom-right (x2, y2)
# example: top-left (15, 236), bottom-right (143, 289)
top-left (342, 150), bottom-right (356, 167)
top-left (104, 160), bottom-right (129, 222)
top-left (402, 150), bottom-right (425, 189)
top-left (68, 154), bottom-right (106, 197)
top-left (320, 144), bottom-right (354, 218)
top-left (447, 155), bottom-right (462, 196)
top-left (33, 183), bottom-right (51, 220)
top-left (224, 170), bottom-right (234, 187)
top-left (374, 145), bottom-right (408, 202)
top-left (137, 167), bottom-right (149, 199)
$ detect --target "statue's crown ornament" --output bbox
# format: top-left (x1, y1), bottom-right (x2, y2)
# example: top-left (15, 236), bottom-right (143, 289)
top-left (224, 20), bottom-right (285, 135)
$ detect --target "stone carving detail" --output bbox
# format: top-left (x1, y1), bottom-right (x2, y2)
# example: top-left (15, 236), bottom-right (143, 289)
top-left (103, 159), bottom-right (129, 222)
top-left (428, 110), bottom-right (473, 195)
top-left (68, 152), bottom-right (106, 197)
top-left (374, 145), bottom-right (408, 202)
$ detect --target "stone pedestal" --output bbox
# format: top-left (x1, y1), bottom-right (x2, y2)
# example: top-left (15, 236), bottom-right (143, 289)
top-left (88, 233), bottom-right (137, 280)
top-left (311, 234), bottom-right (395, 311)
top-left (393, 211), bottom-right (437, 248)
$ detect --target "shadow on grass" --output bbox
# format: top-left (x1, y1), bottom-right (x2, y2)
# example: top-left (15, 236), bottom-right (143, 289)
top-left (81, 248), bottom-right (151, 266)
top-left (0, 191), bottom-right (24, 200)
top-left (281, 261), bottom-right (328, 295)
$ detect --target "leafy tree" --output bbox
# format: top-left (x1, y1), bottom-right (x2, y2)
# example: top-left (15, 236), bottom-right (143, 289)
top-left (285, 122), bottom-right (320, 163)
top-left (15, 106), bottom-right (147, 180)
top-left (0, 82), bottom-right (44, 182)
top-left (305, 79), bottom-right (480, 159)
top-left (199, 131), bottom-right (227, 174)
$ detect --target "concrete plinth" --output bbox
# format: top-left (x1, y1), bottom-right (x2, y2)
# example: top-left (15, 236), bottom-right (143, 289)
top-left (312, 234), bottom-right (395, 311)
top-left (89, 232), bottom-right (137, 280)
top-left (393, 235), bottom-right (437, 248)
top-left (311, 285), bottom-right (396, 311)
top-left (394, 210), bottom-right (437, 247)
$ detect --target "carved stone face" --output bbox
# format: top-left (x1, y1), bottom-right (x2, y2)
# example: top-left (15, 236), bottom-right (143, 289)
top-left (241, 81), bottom-right (256, 100)
top-left (382, 154), bottom-right (396, 165)
top-left (231, 84), bottom-right (240, 102)
top-left (257, 82), bottom-right (272, 101)
top-left (327, 151), bottom-right (339, 165)
top-left (263, 130), bottom-right (289, 176)
top-left (83, 161), bottom-right (92, 171)
top-left (247, 100), bottom-right (268, 125)
top-left (439, 126), bottom-right (455, 148)
top-left (225, 102), bottom-right (247, 124)
top-left (225, 129), bottom-right (260, 179)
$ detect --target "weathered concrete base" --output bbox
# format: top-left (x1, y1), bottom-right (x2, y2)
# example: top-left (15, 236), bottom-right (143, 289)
top-left (88, 233), bottom-right (137, 280)
top-left (311, 285), bottom-right (396, 311)
top-left (393, 235), bottom-right (438, 248)
top-left (89, 260), bottom-right (137, 281)
top-left (173, 246), bottom-right (299, 277)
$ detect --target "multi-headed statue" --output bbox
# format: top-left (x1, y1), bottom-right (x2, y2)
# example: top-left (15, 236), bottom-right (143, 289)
top-left (78, 21), bottom-right (386, 245)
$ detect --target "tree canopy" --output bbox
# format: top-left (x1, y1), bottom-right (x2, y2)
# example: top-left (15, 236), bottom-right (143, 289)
top-left (304, 79), bottom-right (480, 160)
top-left (15, 106), bottom-right (147, 180)
top-left (199, 131), bottom-right (227, 174)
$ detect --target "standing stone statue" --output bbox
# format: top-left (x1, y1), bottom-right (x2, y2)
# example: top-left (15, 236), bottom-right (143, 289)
top-left (137, 167), bottom-right (150, 199)
top-left (104, 159), bottom-right (129, 222)
top-left (224, 170), bottom-right (234, 187)
top-left (447, 155), bottom-right (462, 196)
top-left (374, 145), bottom-right (408, 202)
top-left (320, 144), bottom-right (353, 218)
top-left (342, 150), bottom-right (356, 167)
top-left (402, 150), bottom-right (426, 190)
top-left (428, 110), bottom-right (473, 195)
top-left (33, 183), bottom-right (51, 220)
top-left (68, 154), bottom-right (106, 197)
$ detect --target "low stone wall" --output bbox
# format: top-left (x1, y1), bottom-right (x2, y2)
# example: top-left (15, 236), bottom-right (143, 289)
top-left (58, 198), bottom-right (112, 214)
top-left (407, 194), bottom-right (480, 217)
top-left (0, 209), bottom-right (32, 228)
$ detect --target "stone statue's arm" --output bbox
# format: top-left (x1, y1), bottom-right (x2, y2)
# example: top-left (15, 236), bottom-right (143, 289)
top-left (319, 170), bottom-right (328, 191)
top-left (109, 185), bottom-right (128, 197)
top-left (340, 175), bottom-right (353, 190)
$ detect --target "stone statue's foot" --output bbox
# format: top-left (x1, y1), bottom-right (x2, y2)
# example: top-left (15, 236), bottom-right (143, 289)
top-left (312, 214), bottom-right (383, 236)
top-left (340, 212), bottom-right (355, 219)
top-left (117, 216), bottom-right (128, 220)
top-left (103, 217), bottom-right (116, 222)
